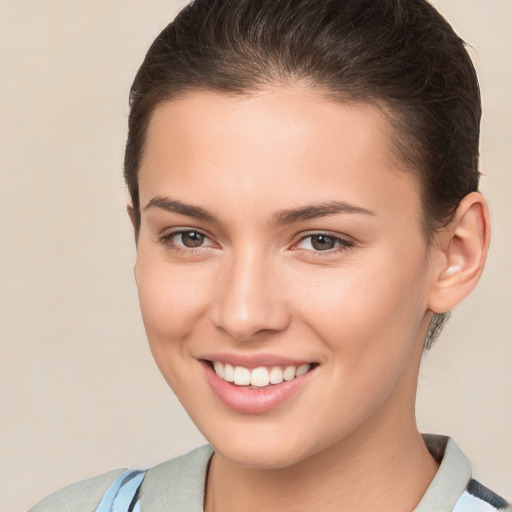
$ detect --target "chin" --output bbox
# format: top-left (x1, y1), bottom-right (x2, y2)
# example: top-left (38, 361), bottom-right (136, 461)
top-left (215, 442), bottom-right (307, 469)
top-left (202, 421), bottom-right (324, 469)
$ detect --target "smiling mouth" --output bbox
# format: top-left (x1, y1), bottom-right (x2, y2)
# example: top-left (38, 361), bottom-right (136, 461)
top-left (207, 361), bottom-right (317, 388)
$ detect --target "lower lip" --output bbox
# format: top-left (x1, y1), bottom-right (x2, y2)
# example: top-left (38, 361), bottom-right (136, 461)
top-left (201, 361), bottom-right (317, 414)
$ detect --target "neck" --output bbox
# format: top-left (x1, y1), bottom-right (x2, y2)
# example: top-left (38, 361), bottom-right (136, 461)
top-left (205, 416), bottom-right (437, 512)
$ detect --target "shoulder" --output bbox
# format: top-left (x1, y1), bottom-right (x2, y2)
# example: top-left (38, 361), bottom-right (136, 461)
top-left (454, 479), bottom-right (512, 512)
top-left (418, 435), bottom-right (511, 512)
top-left (27, 445), bottom-right (214, 512)
top-left (28, 468), bottom-right (126, 512)
top-left (139, 444), bottom-right (214, 511)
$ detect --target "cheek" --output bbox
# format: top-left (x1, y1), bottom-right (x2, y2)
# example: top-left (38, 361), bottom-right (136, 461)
top-left (134, 257), bottom-right (219, 405)
top-left (284, 259), bottom-right (428, 438)
top-left (134, 258), bottom-right (212, 346)
top-left (290, 250), bottom-right (428, 369)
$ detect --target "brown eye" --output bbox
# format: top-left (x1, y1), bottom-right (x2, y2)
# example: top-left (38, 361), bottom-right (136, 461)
top-left (294, 233), bottom-right (352, 255)
top-left (179, 231), bottom-right (205, 248)
top-left (310, 234), bottom-right (336, 251)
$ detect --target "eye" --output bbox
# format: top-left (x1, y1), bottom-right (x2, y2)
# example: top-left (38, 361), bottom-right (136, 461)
top-left (294, 233), bottom-right (353, 253)
top-left (176, 231), bottom-right (205, 248)
top-left (159, 229), bottom-right (212, 251)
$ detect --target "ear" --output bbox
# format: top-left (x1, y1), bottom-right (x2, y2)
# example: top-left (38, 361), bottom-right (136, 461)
top-left (428, 192), bottom-right (491, 314)
top-left (126, 202), bottom-right (140, 244)
top-left (127, 202), bottom-right (136, 227)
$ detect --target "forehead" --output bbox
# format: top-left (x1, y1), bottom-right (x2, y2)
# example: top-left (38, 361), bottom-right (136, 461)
top-left (138, 88), bottom-right (421, 225)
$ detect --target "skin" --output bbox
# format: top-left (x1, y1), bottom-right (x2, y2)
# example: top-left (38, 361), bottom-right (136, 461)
top-left (131, 87), bottom-right (489, 511)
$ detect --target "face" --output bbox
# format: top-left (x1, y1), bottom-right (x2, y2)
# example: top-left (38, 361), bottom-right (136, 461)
top-left (134, 88), bottom-right (437, 468)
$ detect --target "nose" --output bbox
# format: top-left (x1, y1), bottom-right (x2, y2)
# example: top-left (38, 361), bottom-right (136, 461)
top-left (211, 248), bottom-right (291, 342)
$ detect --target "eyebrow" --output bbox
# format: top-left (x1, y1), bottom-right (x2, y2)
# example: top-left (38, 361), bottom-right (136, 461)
top-left (271, 201), bottom-right (375, 226)
top-left (144, 196), bottom-right (375, 226)
top-left (145, 196), bottom-right (219, 223)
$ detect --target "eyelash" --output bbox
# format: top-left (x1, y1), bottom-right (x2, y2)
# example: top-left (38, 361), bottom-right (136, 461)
top-left (293, 232), bottom-right (354, 256)
top-left (158, 229), bottom-right (215, 254)
top-left (158, 229), bottom-right (354, 257)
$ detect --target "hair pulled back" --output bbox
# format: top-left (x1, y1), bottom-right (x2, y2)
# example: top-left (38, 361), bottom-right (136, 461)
top-left (124, 0), bottom-right (482, 347)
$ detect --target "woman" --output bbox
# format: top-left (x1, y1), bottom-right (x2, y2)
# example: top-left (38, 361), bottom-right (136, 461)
top-left (29, 0), bottom-right (510, 510)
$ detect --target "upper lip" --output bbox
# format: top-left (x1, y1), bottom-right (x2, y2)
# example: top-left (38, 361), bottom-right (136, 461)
top-left (198, 352), bottom-right (317, 369)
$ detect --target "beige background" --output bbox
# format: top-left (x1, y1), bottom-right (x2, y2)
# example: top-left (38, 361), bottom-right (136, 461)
top-left (0, 1), bottom-right (510, 511)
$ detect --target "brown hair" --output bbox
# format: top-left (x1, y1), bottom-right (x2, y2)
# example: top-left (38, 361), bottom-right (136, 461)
top-left (124, 0), bottom-right (481, 347)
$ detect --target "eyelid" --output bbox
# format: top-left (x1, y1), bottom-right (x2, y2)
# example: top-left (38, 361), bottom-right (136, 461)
top-left (157, 227), bottom-right (354, 256)
top-left (158, 227), bottom-right (218, 251)
top-left (291, 231), bottom-right (355, 253)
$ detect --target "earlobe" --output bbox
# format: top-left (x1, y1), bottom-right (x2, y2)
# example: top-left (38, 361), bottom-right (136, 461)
top-left (428, 192), bottom-right (491, 313)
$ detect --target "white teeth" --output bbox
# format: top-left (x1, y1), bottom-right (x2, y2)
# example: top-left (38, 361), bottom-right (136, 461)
top-left (233, 366), bottom-right (251, 385)
top-left (212, 362), bottom-right (312, 387)
top-left (296, 364), bottom-right (311, 377)
top-left (223, 363), bottom-right (235, 382)
top-left (269, 366), bottom-right (284, 384)
top-left (250, 367), bottom-right (270, 387)
top-left (213, 361), bottom-right (224, 379)
top-left (283, 366), bottom-right (296, 381)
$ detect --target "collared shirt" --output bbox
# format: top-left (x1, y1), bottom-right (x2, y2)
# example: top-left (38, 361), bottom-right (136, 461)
top-left (29, 435), bottom-right (511, 511)
top-left (419, 435), bottom-right (511, 511)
